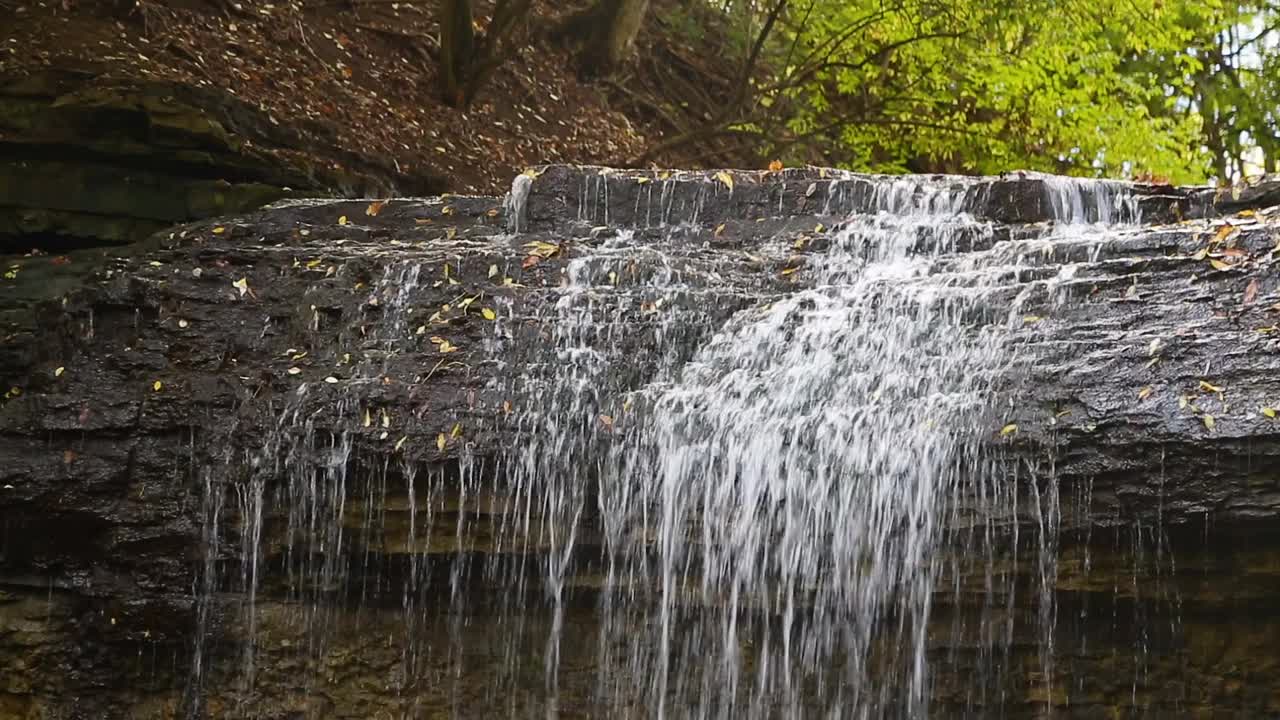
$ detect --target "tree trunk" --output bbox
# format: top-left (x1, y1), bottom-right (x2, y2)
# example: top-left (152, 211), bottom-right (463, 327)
top-left (439, 0), bottom-right (475, 106)
top-left (561, 0), bottom-right (650, 75)
top-left (438, 0), bottom-right (531, 108)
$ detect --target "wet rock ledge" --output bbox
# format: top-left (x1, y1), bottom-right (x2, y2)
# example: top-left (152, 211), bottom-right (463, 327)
top-left (2, 166), bottom-right (1280, 717)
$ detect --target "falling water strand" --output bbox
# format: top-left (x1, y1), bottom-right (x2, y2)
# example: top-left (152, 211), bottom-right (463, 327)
top-left (499, 174), bottom-right (1141, 718)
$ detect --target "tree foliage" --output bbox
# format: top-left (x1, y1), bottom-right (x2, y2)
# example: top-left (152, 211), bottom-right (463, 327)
top-left (623, 0), bottom-right (1280, 183)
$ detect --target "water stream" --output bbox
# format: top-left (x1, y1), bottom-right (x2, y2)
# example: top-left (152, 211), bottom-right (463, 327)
top-left (495, 174), bottom-right (1140, 718)
top-left (186, 171), bottom-right (1145, 718)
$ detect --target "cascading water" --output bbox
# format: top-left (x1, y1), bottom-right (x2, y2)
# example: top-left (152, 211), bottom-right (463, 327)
top-left (182, 169), bottom-right (1149, 718)
top-left (498, 172), bottom-right (1141, 718)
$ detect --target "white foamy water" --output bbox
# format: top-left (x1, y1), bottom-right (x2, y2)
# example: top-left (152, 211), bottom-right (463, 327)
top-left (501, 174), bottom-right (1142, 718)
top-left (184, 171), bottom-right (1148, 719)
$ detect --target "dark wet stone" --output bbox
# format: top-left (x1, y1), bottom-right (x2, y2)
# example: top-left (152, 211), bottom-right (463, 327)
top-left (3, 165), bottom-right (1280, 717)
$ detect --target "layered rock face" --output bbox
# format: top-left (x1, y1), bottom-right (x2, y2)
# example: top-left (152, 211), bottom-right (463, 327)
top-left (2, 166), bottom-right (1280, 718)
top-left (0, 71), bottom-right (444, 252)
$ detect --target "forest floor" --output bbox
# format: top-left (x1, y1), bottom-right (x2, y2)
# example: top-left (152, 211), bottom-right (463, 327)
top-left (2, 0), bottom-right (720, 194)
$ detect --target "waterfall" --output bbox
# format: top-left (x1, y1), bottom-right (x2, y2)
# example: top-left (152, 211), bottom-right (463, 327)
top-left (500, 172), bottom-right (1140, 718)
top-left (181, 169), bottom-right (1148, 718)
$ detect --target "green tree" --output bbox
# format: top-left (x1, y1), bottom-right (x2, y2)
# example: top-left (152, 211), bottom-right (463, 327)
top-left (626, 0), bottom-right (1280, 183)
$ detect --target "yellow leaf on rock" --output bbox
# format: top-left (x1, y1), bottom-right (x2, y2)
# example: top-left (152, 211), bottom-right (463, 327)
top-left (153, 381), bottom-right (162, 392)
top-left (1000, 423), bottom-right (1018, 436)
top-left (714, 171), bottom-right (734, 191)
top-left (395, 436), bottom-right (407, 451)
top-left (55, 367), bottom-right (64, 377)
top-left (1263, 407), bottom-right (1277, 419)
top-left (451, 422), bottom-right (462, 438)
top-left (1209, 258), bottom-right (1232, 271)
top-left (364, 409), bottom-right (372, 428)
top-left (1199, 380), bottom-right (1224, 393)
top-left (1203, 414), bottom-right (1216, 430)
top-left (436, 433), bottom-right (446, 452)
top-left (481, 307), bottom-right (496, 321)
top-left (212, 226), bottom-right (226, 234)
top-left (488, 264), bottom-right (499, 278)
top-left (1137, 386), bottom-right (1153, 400)
top-left (337, 215), bottom-right (348, 225)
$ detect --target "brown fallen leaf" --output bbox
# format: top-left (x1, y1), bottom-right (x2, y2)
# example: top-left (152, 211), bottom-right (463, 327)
top-left (365, 200), bottom-right (387, 216)
top-left (767, 159), bottom-right (783, 172)
top-left (1244, 278), bottom-right (1259, 306)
